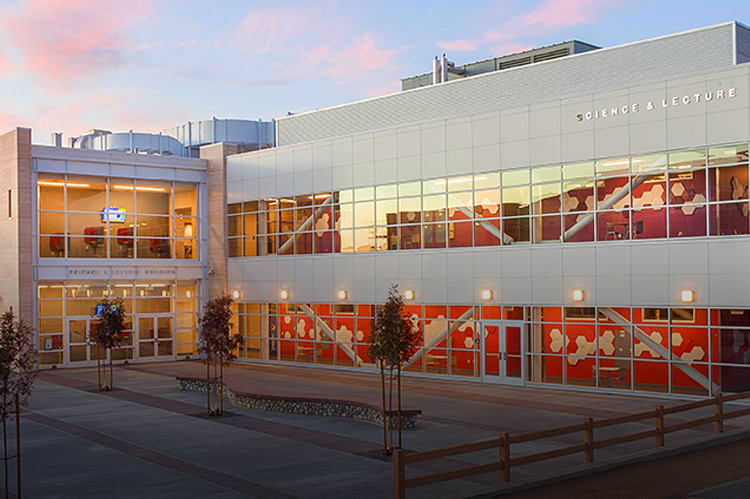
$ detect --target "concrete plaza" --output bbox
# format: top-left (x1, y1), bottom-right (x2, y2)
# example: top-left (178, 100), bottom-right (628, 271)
top-left (10, 361), bottom-right (750, 498)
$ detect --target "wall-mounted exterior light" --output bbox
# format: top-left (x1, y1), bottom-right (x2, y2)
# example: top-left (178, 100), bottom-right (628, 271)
top-left (481, 289), bottom-right (492, 301)
top-left (681, 289), bottom-right (694, 303)
top-left (337, 290), bottom-right (347, 300)
top-left (404, 289), bottom-right (415, 301)
top-left (280, 290), bottom-right (289, 300)
top-left (572, 289), bottom-right (584, 302)
top-left (232, 290), bottom-right (240, 300)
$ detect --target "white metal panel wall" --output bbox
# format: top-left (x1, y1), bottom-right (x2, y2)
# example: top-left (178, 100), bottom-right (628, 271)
top-left (277, 23), bottom-right (737, 146)
top-left (737, 22), bottom-right (750, 64)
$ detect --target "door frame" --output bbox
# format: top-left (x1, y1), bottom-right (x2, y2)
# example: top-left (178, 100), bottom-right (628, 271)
top-left (136, 314), bottom-right (176, 361)
top-left (480, 320), bottom-right (526, 386)
top-left (67, 316), bottom-right (105, 368)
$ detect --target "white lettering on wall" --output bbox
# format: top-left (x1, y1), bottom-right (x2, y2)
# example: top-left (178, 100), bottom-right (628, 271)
top-left (576, 87), bottom-right (738, 122)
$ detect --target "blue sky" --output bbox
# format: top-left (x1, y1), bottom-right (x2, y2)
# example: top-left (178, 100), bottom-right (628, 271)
top-left (1, 0), bottom-right (749, 143)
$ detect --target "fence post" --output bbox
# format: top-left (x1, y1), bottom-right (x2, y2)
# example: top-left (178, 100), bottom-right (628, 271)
top-left (655, 405), bottom-right (665, 447)
top-left (499, 432), bottom-right (511, 483)
top-left (714, 392), bottom-right (724, 434)
top-left (393, 448), bottom-right (405, 499)
top-left (583, 417), bottom-right (594, 464)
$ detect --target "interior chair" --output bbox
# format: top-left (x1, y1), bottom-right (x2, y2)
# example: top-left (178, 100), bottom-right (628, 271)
top-left (49, 234), bottom-right (64, 257)
top-left (117, 228), bottom-right (134, 257)
top-left (632, 220), bottom-right (644, 239)
top-left (149, 238), bottom-right (171, 258)
top-left (605, 222), bottom-right (618, 240)
top-left (84, 226), bottom-right (104, 256)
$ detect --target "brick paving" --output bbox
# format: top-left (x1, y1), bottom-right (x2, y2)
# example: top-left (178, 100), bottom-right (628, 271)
top-left (15, 361), bottom-right (750, 498)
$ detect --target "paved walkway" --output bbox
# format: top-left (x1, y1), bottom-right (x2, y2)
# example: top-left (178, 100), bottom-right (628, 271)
top-left (11, 360), bottom-right (750, 498)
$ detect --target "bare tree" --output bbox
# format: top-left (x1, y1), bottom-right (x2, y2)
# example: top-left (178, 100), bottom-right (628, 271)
top-left (0, 309), bottom-right (37, 499)
top-left (368, 285), bottom-right (421, 455)
top-left (91, 298), bottom-right (125, 391)
top-left (199, 295), bottom-right (241, 416)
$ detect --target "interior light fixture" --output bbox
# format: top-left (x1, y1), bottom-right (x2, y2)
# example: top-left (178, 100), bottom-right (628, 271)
top-left (232, 290), bottom-right (241, 300)
top-left (404, 289), bottom-right (415, 301)
top-left (680, 289), bottom-right (694, 303)
top-left (37, 181), bottom-right (90, 188)
top-left (481, 289), bottom-right (492, 301)
top-left (337, 290), bottom-right (347, 300)
top-left (113, 185), bottom-right (167, 192)
top-left (186, 290), bottom-right (191, 298)
top-left (280, 290), bottom-right (289, 300)
top-left (572, 289), bottom-right (585, 302)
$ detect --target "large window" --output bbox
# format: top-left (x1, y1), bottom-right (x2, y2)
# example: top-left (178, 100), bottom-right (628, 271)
top-left (37, 280), bottom-right (199, 366)
top-left (38, 176), bottom-right (198, 259)
top-left (228, 144), bottom-right (749, 257)
top-left (235, 302), bottom-right (750, 395)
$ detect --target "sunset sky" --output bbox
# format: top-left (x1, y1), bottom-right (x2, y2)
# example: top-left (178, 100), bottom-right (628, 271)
top-left (1, 0), bottom-right (750, 144)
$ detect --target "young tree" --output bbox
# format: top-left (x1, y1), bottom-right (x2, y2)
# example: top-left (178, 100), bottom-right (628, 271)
top-left (91, 298), bottom-right (125, 391)
top-left (368, 285), bottom-right (421, 455)
top-left (199, 295), bottom-right (241, 416)
top-left (0, 309), bottom-right (37, 498)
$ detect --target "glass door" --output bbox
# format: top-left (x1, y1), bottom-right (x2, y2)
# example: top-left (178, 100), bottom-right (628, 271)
top-left (481, 320), bottom-right (525, 386)
top-left (67, 317), bottom-right (104, 367)
top-left (137, 316), bottom-right (174, 360)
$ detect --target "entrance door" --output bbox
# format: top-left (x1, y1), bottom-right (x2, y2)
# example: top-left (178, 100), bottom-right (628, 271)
top-left (137, 316), bottom-right (174, 360)
top-left (67, 317), bottom-right (104, 367)
top-left (481, 321), bottom-right (525, 386)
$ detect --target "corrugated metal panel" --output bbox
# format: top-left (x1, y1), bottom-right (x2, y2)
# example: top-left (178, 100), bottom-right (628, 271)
top-left (737, 22), bottom-right (750, 64)
top-left (278, 23), bottom-right (736, 146)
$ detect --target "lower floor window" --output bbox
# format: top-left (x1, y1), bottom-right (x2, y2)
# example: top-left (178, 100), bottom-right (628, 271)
top-left (232, 303), bottom-right (750, 396)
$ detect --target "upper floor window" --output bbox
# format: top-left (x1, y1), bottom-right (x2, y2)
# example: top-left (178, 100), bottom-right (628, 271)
top-left (37, 175), bottom-right (198, 260)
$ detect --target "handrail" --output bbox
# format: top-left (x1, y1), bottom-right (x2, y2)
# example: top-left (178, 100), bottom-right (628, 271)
top-left (393, 391), bottom-right (750, 499)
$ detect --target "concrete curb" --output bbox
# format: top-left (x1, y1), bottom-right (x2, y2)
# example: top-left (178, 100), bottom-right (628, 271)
top-left (467, 428), bottom-right (750, 499)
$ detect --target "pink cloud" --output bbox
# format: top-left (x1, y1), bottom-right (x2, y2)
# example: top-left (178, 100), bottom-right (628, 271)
top-left (0, 111), bottom-right (26, 134)
top-left (0, 50), bottom-right (11, 72)
top-left (437, 39), bottom-right (479, 52)
top-left (441, 0), bottom-right (626, 56)
top-left (230, 6), bottom-right (404, 93)
top-left (325, 35), bottom-right (398, 79)
top-left (2, 0), bottom-right (153, 84)
top-left (231, 6), bottom-right (346, 54)
top-left (520, 0), bottom-right (622, 30)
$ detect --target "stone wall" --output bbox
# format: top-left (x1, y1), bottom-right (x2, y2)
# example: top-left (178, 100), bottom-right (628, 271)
top-left (178, 377), bottom-right (419, 429)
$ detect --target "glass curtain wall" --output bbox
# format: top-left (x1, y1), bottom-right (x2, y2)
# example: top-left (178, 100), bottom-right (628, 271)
top-left (38, 175), bottom-right (198, 259)
top-left (228, 144), bottom-right (749, 256)
top-left (37, 280), bottom-right (199, 366)
top-left (235, 302), bottom-right (750, 395)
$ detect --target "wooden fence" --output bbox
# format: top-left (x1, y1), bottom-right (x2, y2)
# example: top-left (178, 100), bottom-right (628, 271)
top-left (393, 391), bottom-right (750, 499)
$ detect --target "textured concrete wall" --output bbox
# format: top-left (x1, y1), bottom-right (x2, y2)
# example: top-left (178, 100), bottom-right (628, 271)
top-left (201, 143), bottom-right (238, 299)
top-left (0, 128), bottom-right (32, 324)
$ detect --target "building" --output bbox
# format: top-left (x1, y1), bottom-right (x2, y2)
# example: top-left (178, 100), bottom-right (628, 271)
top-left (224, 22), bottom-right (750, 397)
top-left (3, 22), bottom-right (750, 399)
top-left (0, 119), bottom-right (273, 368)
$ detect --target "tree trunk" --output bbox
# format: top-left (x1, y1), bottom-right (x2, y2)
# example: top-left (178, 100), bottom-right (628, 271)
top-left (397, 363), bottom-right (402, 450)
top-left (96, 345), bottom-right (103, 391)
top-left (219, 353), bottom-right (224, 415)
top-left (3, 415), bottom-right (7, 499)
top-left (388, 365), bottom-right (394, 452)
top-left (109, 349), bottom-right (114, 391)
top-left (380, 361), bottom-right (388, 455)
top-left (15, 394), bottom-right (20, 499)
top-left (206, 353), bottom-right (211, 416)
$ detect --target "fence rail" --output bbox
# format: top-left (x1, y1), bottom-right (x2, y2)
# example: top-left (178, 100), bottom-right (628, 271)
top-left (393, 391), bottom-right (750, 499)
